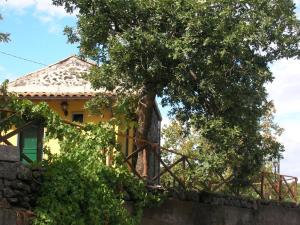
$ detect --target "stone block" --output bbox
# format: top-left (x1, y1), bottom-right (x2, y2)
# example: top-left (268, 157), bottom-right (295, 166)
top-left (0, 145), bottom-right (20, 162)
top-left (0, 162), bottom-right (17, 180)
top-left (3, 188), bottom-right (15, 198)
top-left (4, 180), bottom-right (12, 187)
top-left (17, 165), bottom-right (32, 181)
top-left (11, 181), bottom-right (31, 193)
top-left (0, 179), bottom-right (4, 190)
top-left (7, 197), bottom-right (18, 204)
top-left (19, 200), bottom-right (30, 209)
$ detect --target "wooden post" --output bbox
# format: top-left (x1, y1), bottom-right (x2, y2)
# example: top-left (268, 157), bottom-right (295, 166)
top-left (295, 178), bottom-right (298, 202)
top-left (36, 123), bottom-right (44, 162)
top-left (173, 176), bottom-right (176, 188)
top-left (261, 173), bottom-right (265, 199)
top-left (152, 144), bottom-right (157, 184)
top-left (142, 146), bottom-right (148, 180)
top-left (279, 175), bottom-right (283, 201)
top-left (125, 129), bottom-right (129, 157)
top-left (182, 157), bottom-right (186, 186)
top-left (182, 157), bottom-right (186, 170)
top-left (157, 144), bottom-right (161, 185)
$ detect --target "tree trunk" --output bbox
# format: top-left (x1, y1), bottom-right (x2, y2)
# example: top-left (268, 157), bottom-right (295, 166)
top-left (135, 90), bottom-right (156, 179)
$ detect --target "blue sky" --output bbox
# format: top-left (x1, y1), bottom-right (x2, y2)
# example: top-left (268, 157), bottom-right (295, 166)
top-left (1, 0), bottom-right (300, 177)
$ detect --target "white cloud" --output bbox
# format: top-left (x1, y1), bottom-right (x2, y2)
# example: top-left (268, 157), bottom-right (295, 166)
top-left (38, 15), bottom-right (53, 24)
top-left (0, 0), bottom-right (73, 18)
top-left (268, 59), bottom-right (300, 116)
top-left (268, 58), bottom-right (300, 178)
top-left (34, 0), bottom-right (72, 18)
top-left (0, 0), bottom-right (35, 12)
top-left (278, 121), bottom-right (300, 176)
top-left (0, 0), bottom-right (76, 34)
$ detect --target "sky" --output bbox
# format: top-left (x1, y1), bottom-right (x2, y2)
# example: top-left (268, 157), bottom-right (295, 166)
top-left (0, 0), bottom-right (300, 177)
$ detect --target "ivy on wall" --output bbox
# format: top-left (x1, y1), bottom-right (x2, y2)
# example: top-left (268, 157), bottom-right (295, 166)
top-left (0, 81), bottom-right (160, 225)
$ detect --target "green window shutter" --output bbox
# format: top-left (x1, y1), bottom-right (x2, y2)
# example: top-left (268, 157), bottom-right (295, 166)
top-left (20, 124), bottom-right (43, 163)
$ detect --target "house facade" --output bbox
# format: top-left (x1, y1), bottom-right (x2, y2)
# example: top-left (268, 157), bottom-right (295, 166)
top-left (7, 56), bottom-right (161, 178)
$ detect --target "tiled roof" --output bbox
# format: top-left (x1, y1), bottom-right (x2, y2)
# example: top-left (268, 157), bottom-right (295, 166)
top-left (7, 55), bottom-right (162, 120)
top-left (17, 92), bottom-right (95, 99)
top-left (8, 55), bottom-right (103, 98)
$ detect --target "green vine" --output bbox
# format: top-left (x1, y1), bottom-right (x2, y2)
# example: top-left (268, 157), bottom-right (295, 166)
top-left (0, 81), bottom-right (161, 225)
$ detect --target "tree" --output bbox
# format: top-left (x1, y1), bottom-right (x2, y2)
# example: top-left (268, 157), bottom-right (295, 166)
top-left (0, 14), bottom-right (10, 43)
top-left (161, 104), bottom-right (284, 193)
top-left (53, 0), bottom-right (300, 181)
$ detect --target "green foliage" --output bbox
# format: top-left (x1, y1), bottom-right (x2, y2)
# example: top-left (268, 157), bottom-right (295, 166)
top-left (52, 0), bottom-right (300, 188)
top-left (0, 82), bottom-right (160, 225)
top-left (33, 154), bottom-right (150, 225)
top-left (162, 114), bottom-right (284, 194)
top-left (297, 184), bottom-right (300, 202)
top-left (0, 14), bottom-right (10, 43)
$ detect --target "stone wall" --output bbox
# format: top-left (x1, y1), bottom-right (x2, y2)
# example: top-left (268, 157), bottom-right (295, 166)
top-left (0, 145), bottom-right (42, 225)
top-left (140, 191), bottom-right (300, 225)
top-left (2, 145), bottom-right (300, 225)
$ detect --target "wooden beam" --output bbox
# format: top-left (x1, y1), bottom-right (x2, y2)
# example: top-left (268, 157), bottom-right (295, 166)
top-left (36, 123), bottom-right (44, 162)
top-left (251, 184), bottom-right (264, 199)
top-left (282, 176), bottom-right (297, 201)
top-left (0, 109), bottom-right (15, 113)
top-left (153, 149), bottom-right (185, 189)
top-left (120, 150), bottom-right (143, 180)
top-left (142, 148), bottom-right (148, 178)
top-left (21, 152), bottom-right (33, 164)
top-left (261, 173), bottom-right (265, 199)
top-left (151, 157), bottom-right (184, 181)
top-left (124, 144), bottom-right (147, 162)
top-left (212, 174), bottom-right (233, 192)
top-left (0, 113), bottom-right (17, 127)
top-left (0, 133), bottom-right (13, 146)
top-left (0, 120), bottom-right (36, 143)
top-left (265, 175), bottom-right (280, 195)
top-left (3, 139), bottom-right (13, 145)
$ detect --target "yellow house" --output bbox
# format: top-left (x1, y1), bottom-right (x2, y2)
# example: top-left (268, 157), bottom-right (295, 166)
top-left (7, 56), bottom-right (162, 178)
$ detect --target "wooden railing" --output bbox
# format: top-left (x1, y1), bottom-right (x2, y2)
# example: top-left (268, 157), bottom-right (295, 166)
top-left (120, 133), bottom-right (299, 202)
top-left (118, 132), bottom-right (237, 192)
top-left (251, 172), bottom-right (298, 202)
top-left (0, 109), bottom-right (298, 202)
top-left (0, 110), bottom-right (43, 164)
top-left (119, 135), bottom-right (193, 188)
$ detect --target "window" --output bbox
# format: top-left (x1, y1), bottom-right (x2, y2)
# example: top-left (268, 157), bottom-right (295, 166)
top-left (19, 123), bottom-right (44, 163)
top-left (72, 113), bottom-right (84, 123)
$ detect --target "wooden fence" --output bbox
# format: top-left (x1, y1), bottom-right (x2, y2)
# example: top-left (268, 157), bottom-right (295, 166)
top-left (253, 172), bottom-right (298, 202)
top-left (0, 108), bottom-right (298, 202)
top-left (0, 109), bottom-right (43, 164)
top-left (119, 133), bottom-right (299, 202)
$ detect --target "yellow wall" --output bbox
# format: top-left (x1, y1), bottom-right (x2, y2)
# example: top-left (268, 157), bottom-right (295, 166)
top-left (34, 99), bottom-right (112, 123)
top-left (7, 98), bottom-right (134, 159)
top-left (2, 125), bottom-right (18, 147)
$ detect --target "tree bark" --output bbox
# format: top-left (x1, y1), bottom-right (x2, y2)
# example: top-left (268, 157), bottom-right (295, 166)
top-left (135, 90), bottom-right (156, 179)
